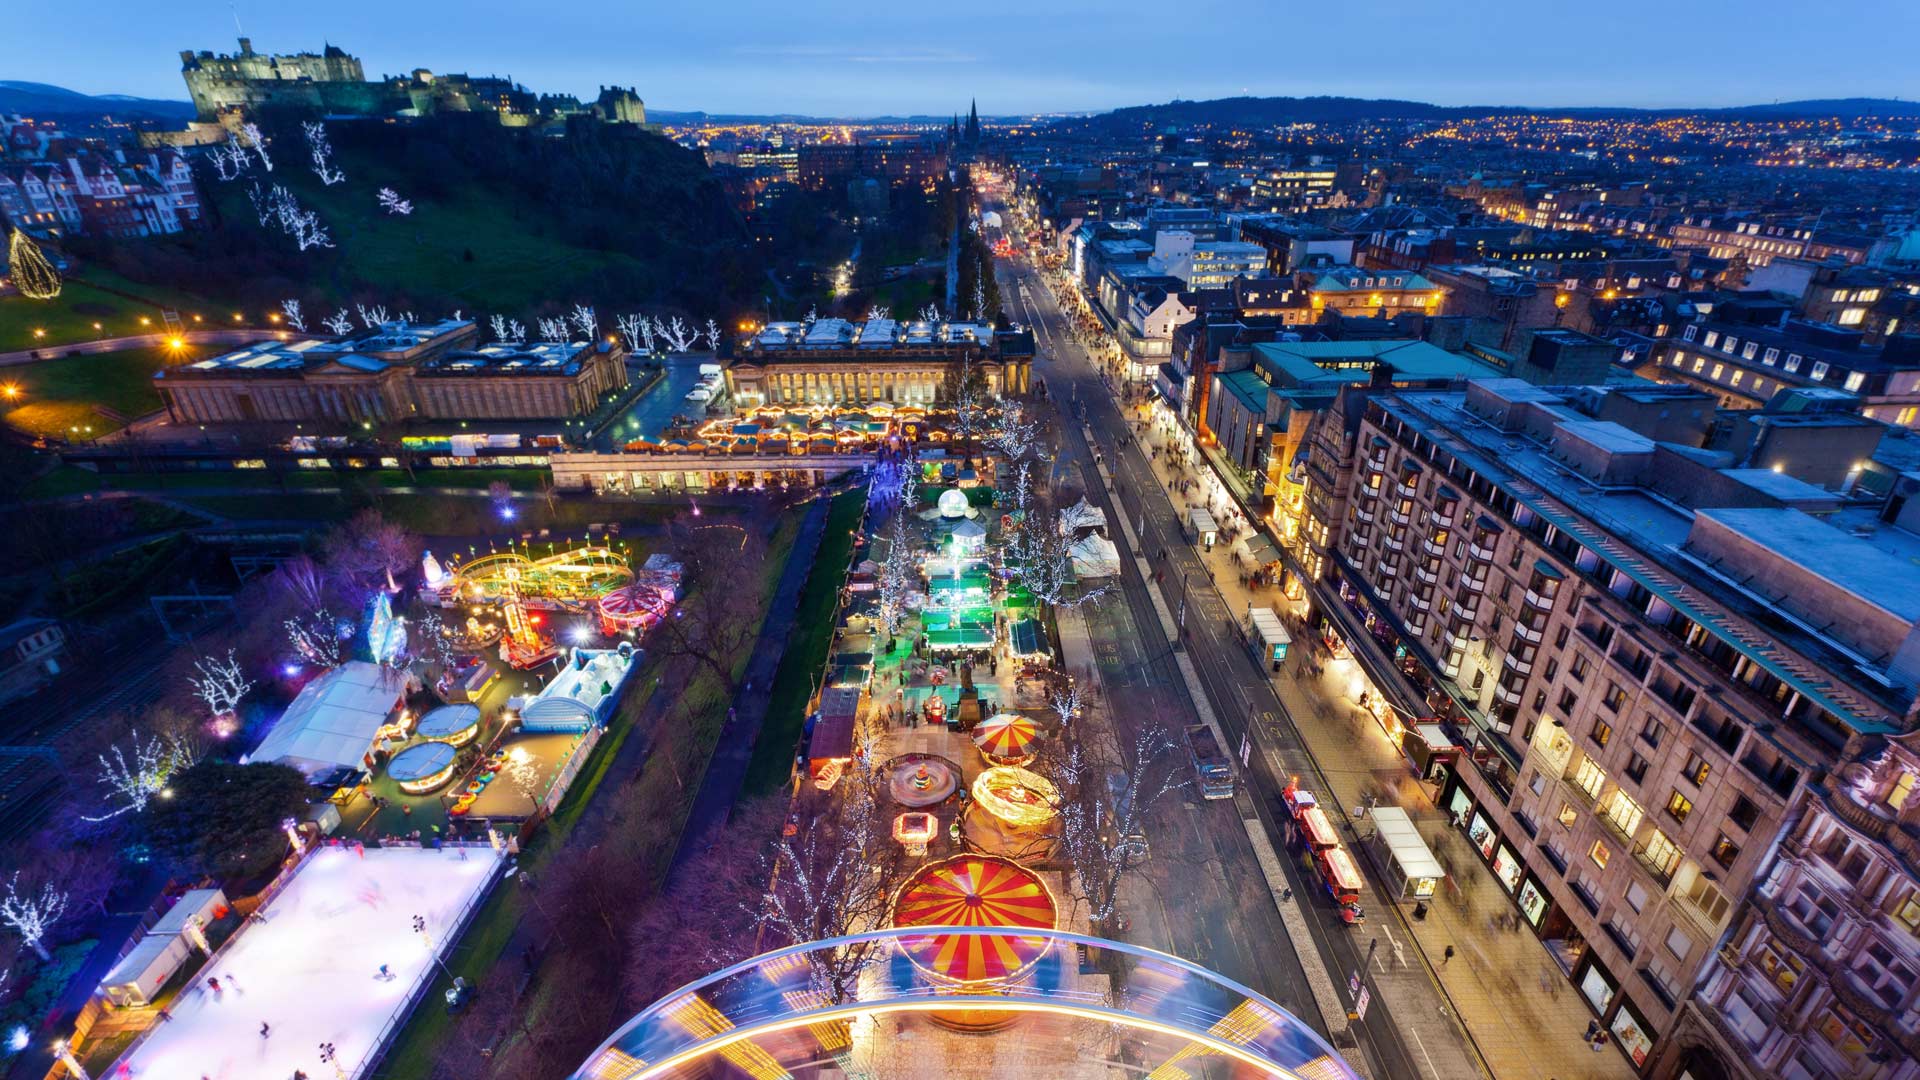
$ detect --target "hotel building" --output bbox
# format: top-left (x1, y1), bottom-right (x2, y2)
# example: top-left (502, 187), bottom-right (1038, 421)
top-left (1300, 378), bottom-right (1920, 1074)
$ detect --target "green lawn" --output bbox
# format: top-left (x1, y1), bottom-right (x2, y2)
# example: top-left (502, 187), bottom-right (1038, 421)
top-left (203, 155), bottom-right (650, 313)
top-left (742, 486), bottom-right (867, 796)
top-left (0, 269), bottom-right (215, 352)
top-left (1, 345), bottom-right (174, 437)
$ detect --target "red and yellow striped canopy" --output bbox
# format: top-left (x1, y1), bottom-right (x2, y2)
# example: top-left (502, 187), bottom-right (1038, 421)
top-left (972, 712), bottom-right (1040, 760)
top-left (892, 855), bottom-right (1058, 983)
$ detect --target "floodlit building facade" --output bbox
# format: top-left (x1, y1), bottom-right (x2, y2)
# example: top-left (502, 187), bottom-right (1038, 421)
top-left (1302, 378), bottom-right (1920, 1074)
top-left (728, 319), bottom-right (1031, 408)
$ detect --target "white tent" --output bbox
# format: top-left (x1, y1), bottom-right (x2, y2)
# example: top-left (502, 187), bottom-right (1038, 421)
top-left (248, 662), bottom-right (408, 777)
top-left (1068, 534), bottom-right (1121, 579)
top-left (1057, 498), bottom-right (1107, 537)
top-left (101, 934), bottom-right (193, 1007)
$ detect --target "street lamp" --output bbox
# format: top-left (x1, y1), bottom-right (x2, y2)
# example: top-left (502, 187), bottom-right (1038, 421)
top-left (412, 914), bottom-right (456, 982)
top-left (319, 1041), bottom-right (346, 1080)
top-left (50, 1038), bottom-right (89, 1080)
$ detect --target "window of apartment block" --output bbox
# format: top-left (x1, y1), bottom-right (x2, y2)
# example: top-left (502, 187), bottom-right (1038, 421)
top-left (1640, 717), bottom-right (1666, 748)
top-left (1888, 771), bottom-right (1916, 812)
top-left (1785, 353), bottom-right (1803, 372)
top-left (1529, 771), bottom-right (1547, 796)
top-left (1683, 752), bottom-right (1710, 786)
top-left (1723, 984), bottom-right (1774, 1049)
top-left (1591, 719), bottom-right (1614, 748)
top-left (1763, 347), bottom-right (1779, 365)
top-left (1558, 689), bottom-right (1578, 715)
top-left (1542, 658), bottom-right (1559, 682)
top-left (1851, 940), bottom-right (1914, 1010)
top-left (1624, 879), bottom-right (1650, 913)
top-left (1811, 361), bottom-right (1829, 381)
top-left (1589, 839), bottom-right (1611, 869)
top-left (1896, 893), bottom-right (1920, 934)
top-left (1603, 790), bottom-right (1643, 836)
top-left (1664, 924), bottom-right (1694, 961)
top-left (1787, 882), bottom-right (1841, 937)
top-left (1665, 789), bottom-right (1693, 824)
top-left (1555, 625), bottom-right (1569, 649)
top-left (1571, 654), bottom-right (1591, 682)
top-left (1602, 682), bottom-right (1627, 713)
top-left (1572, 757), bottom-right (1606, 800)
top-left (1814, 1008), bottom-right (1873, 1062)
top-left (1625, 752), bottom-right (1650, 785)
top-left (1559, 801), bottom-right (1579, 828)
top-left (1729, 794), bottom-right (1760, 832)
top-left (1712, 832), bottom-right (1742, 869)
top-left (1683, 325), bottom-right (1698, 342)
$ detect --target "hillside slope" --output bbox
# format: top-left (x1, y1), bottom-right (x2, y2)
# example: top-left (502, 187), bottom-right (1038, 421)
top-left (71, 114), bottom-right (762, 323)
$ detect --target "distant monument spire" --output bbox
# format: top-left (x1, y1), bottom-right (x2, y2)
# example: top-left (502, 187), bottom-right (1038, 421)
top-left (965, 98), bottom-right (980, 143)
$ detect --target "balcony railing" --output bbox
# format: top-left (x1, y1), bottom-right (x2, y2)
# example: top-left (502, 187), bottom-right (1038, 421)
top-left (1494, 682), bottom-right (1523, 706)
top-left (1524, 588), bottom-right (1557, 611)
top-left (1513, 620), bottom-right (1545, 644)
top-left (1383, 534), bottom-right (1404, 553)
top-left (1352, 505), bottom-right (1374, 524)
top-left (1409, 591), bottom-right (1431, 612)
top-left (1414, 564), bottom-right (1440, 585)
top-left (1422, 537), bottom-right (1447, 558)
top-left (1469, 541), bottom-right (1497, 562)
top-left (1505, 653), bottom-right (1534, 677)
top-left (1458, 571), bottom-right (1488, 593)
top-left (1631, 844), bottom-right (1678, 888)
top-left (1389, 507), bottom-right (1411, 526)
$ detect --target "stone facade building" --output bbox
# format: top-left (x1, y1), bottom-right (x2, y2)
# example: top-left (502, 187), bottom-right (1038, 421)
top-left (1300, 377), bottom-right (1920, 1075)
top-left (154, 320), bottom-right (626, 424)
top-left (727, 319), bottom-right (1031, 408)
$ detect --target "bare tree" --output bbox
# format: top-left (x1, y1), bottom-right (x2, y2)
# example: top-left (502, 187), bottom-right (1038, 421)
top-left (570, 305), bottom-right (599, 341)
top-left (648, 517), bottom-right (770, 693)
top-left (0, 873), bottom-right (68, 960)
top-left (82, 730), bottom-right (197, 822)
top-left (703, 318), bottom-right (721, 351)
top-left (1006, 462), bottom-right (1109, 609)
top-left (1048, 681), bottom-right (1085, 729)
top-left (986, 400), bottom-right (1040, 460)
top-left (876, 509), bottom-right (918, 639)
top-left (241, 121), bottom-right (272, 171)
top-left (658, 316), bottom-right (697, 353)
top-left (615, 313), bottom-right (647, 352)
top-left (303, 120), bottom-right (345, 185)
top-left (1044, 719), bottom-right (1186, 933)
top-left (188, 650), bottom-right (254, 723)
top-left (918, 302), bottom-right (942, 323)
top-left (355, 303), bottom-right (391, 330)
top-left (280, 298), bottom-right (307, 332)
top-left (209, 145), bottom-right (240, 182)
top-left (321, 508), bottom-right (421, 595)
top-left (537, 316), bottom-right (569, 342)
top-left (753, 766), bottom-right (900, 1003)
top-left (376, 187), bottom-right (414, 215)
top-left (322, 309), bottom-right (354, 336)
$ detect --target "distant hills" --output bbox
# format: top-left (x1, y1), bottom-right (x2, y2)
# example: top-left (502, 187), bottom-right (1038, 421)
top-left (1063, 95), bottom-right (1920, 133)
top-left (0, 80), bottom-right (195, 122)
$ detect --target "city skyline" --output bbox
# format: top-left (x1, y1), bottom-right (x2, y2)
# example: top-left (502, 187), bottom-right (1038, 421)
top-left (7, 0), bottom-right (1920, 117)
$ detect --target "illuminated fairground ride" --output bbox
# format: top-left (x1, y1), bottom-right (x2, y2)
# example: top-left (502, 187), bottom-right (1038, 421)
top-left (431, 546), bottom-right (636, 668)
top-left (567, 926), bottom-right (1361, 1080)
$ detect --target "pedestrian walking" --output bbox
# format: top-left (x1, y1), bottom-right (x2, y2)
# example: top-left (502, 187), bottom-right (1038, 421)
top-left (260, 1022), bottom-right (272, 1039)
top-left (1442, 945), bottom-right (1455, 967)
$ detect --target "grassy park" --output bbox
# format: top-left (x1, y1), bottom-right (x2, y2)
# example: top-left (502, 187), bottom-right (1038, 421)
top-left (0, 269), bottom-right (213, 353)
top-left (1, 345), bottom-right (173, 438)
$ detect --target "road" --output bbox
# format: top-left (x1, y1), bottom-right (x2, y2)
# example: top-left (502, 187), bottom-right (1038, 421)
top-left (996, 227), bottom-right (1458, 1080)
top-left (1, 327), bottom-right (289, 366)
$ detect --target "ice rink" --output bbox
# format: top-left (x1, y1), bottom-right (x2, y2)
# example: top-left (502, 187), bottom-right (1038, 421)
top-left (119, 843), bottom-right (504, 1080)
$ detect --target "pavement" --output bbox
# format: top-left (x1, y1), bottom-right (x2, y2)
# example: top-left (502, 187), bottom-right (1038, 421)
top-left (996, 209), bottom-right (1635, 1080)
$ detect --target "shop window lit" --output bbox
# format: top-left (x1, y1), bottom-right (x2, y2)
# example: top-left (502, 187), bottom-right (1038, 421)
top-left (1572, 757), bottom-right (1606, 801)
top-left (1559, 801), bottom-right (1579, 828)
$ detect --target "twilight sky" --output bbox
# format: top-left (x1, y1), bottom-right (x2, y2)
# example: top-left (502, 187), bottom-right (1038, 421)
top-left (8, 0), bottom-right (1919, 117)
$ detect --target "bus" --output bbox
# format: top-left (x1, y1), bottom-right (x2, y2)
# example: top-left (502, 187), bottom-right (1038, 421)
top-left (1185, 724), bottom-right (1235, 800)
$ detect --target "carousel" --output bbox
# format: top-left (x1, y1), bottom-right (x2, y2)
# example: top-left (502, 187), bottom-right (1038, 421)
top-left (387, 741), bottom-right (459, 795)
top-left (964, 765), bottom-right (1061, 863)
top-left (971, 713), bottom-right (1042, 766)
top-left (890, 853), bottom-right (1059, 986)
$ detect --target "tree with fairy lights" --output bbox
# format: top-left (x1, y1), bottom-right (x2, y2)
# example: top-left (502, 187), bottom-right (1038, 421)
top-left (752, 746), bottom-right (900, 1004)
top-left (356, 303), bottom-right (390, 330)
top-left (321, 310), bottom-right (354, 336)
top-left (1037, 717), bottom-right (1185, 933)
top-left (188, 650), bottom-right (254, 727)
top-left (303, 121), bottom-right (345, 185)
top-left (0, 873), bottom-right (68, 961)
top-left (986, 400), bottom-right (1040, 460)
top-left (6, 229), bottom-right (60, 300)
top-left (241, 122), bottom-right (271, 171)
top-left (656, 316), bottom-right (697, 353)
top-left (82, 730), bottom-right (197, 822)
top-left (1007, 462), bottom-right (1109, 610)
top-left (614, 313), bottom-right (649, 352)
top-left (537, 316), bottom-right (568, 342)
top-left (280, 299), bottom-right (307, 332)
top-left (376, 187), bottom-right (413, 216)
top-left (569, 305), bottom-right (598, 341)
top-left (1048, 681), bottom-right (1085, 729)
top-left (876, 510), bottom-right (918, 640)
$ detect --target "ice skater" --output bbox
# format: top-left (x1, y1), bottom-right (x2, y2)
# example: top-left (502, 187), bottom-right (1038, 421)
top-left (206, 976), bottom-right (221, 993)
top-left (377, 963), bottom-right (395, 981)
top-left (260, 1021), bottom-right (272, 1039)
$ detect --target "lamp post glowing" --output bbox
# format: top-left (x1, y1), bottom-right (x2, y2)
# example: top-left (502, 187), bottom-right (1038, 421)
top-left (412, 914), bottom-right (456, 981)
top-left (51, 1038), bottom-right (89, 1080)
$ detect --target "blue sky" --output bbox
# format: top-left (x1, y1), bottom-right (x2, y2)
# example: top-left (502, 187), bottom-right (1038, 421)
top-left (9, 0), bottom-right (1920, 116)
